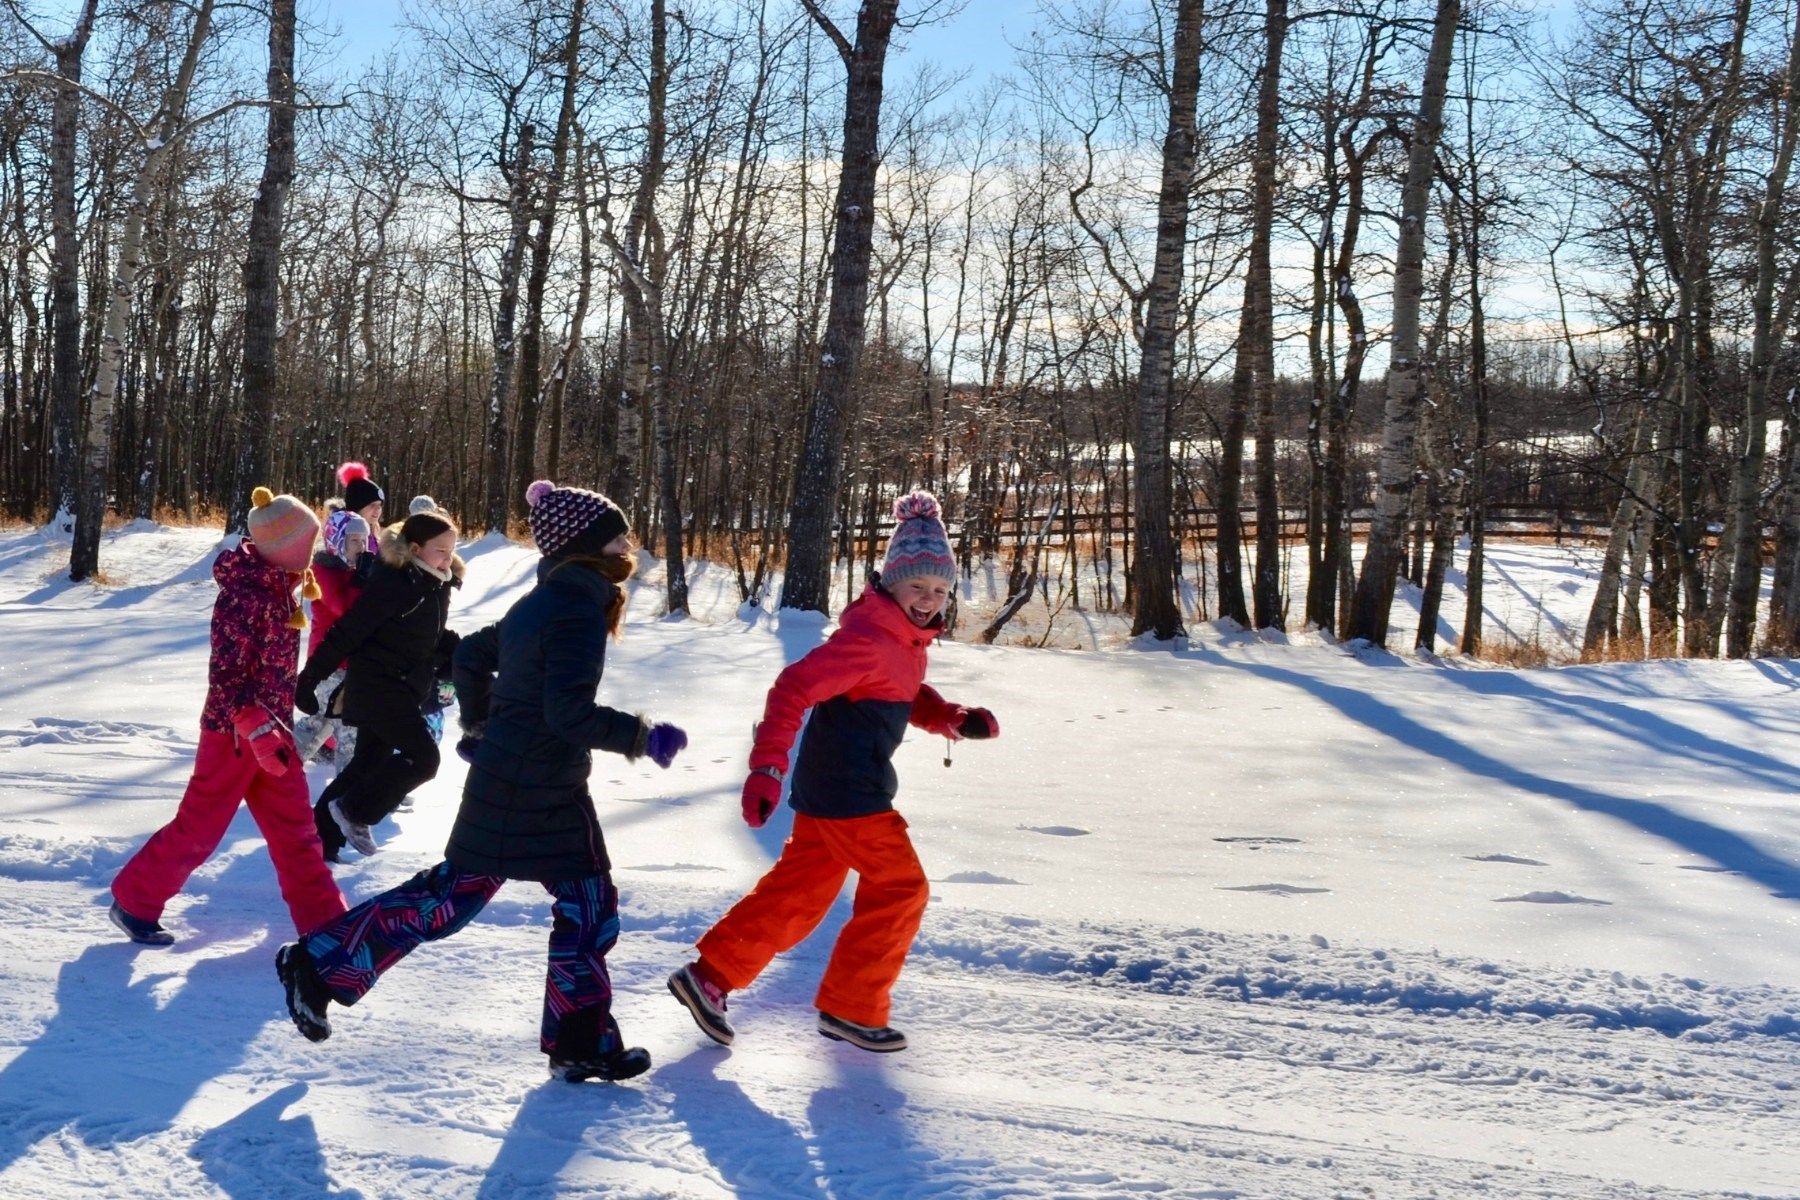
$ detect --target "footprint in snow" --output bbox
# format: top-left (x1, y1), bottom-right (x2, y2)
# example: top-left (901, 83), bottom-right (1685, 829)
top-left (1214, 836), bottom-right (1301, 848)
top-left (1020, 824), bottom-right (1089, 837)
top-left (1495, 891), bottom-right (1611, 906)
top-left (937, 871), bottom-right (1023, 885)
top-left (1677, 864), bottom-right (1738, 874)
top-left (1218, 883), bottom-right (1330, 896)
top-left (1466, 854), bottom-right (1548, 866)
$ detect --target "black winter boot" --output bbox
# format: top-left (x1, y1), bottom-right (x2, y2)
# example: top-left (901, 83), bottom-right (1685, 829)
top-left (817, 1011), bottom-right (907, 1052)
top-left (276, 943), bottom-right (332, 1042)
top-left (548, 1046), bottom-right (652, 1083)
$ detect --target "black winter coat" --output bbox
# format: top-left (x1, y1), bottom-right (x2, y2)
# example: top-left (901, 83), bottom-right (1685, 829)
top-left (300, 528), bottom-right (462, 726)
top-left (446, 557), bottom-right (648, 882)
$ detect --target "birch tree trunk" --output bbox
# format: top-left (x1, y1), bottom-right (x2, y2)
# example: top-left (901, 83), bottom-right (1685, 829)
top-left (779, 0), bottom-right (900, 615)
top-left (1725, 0), bottom-right (1800, 655)
top-left (44, 0), bottom-right (99, 535)
top-left (1250, 0), bottom-right (1287, 631)
top-left (482, 122), bottom-right (535, 533)
top-left (1128, 0), bottom-right (1206, 640)
top-left (1345, 0), bottom-right (1459, 645)
top-left (511, 0), bottom-right (585, 522)
top-left (228, 0), bottom-right (296, 533)
top-left (71, 0), bottom-right (215, 581)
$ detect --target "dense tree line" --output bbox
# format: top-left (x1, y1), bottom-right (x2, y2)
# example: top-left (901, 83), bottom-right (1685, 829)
top-left (1, 0), bottom-right (1796, 656)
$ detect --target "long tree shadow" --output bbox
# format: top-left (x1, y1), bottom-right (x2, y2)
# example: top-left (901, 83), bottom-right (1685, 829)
top-left (473, 1077), bottom-right (649, 1200)
top-left (1181, 645), bottom-right (1800, 898)
top-left (665, 1048), bottom-right (823, 1199)
top-left (1427, 661), bottom-right (1800, 795)
top-left (190, 1082), bottom-right (358, 1200)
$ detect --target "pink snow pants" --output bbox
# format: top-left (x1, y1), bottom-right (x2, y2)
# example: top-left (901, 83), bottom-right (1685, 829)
top-left (112, 729), bottom-right (348, 935)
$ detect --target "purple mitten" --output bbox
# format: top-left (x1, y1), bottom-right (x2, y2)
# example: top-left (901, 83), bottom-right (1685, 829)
top-left (646, 722), bottom-right (688, 769)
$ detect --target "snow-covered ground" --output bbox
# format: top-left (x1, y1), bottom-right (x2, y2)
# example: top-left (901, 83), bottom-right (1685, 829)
top-left (0, 522), bottom-right (1795, 1199)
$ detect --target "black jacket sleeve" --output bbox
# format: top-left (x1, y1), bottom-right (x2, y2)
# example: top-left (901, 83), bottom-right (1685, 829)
top-left (301, 569), bottom-right (409, 685)
top-left (452, 622), bottom-right (500, 730)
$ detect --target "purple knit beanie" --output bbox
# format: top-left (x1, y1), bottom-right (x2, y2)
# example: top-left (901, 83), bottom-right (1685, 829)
top-left (881, 491), bottom-right (955, 586)
top-left (525, 479), bottom-right (629, 558)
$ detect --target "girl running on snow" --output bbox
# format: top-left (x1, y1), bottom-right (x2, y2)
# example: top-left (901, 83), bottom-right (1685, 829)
top-left (275, 482), bottom-right (688, 1084)
top-left (108, 489), bottom-right (348, 945)
top-left (669, 491), bottom-right (999, 1053)
top-left (295, 509), bottom-right (462, 860)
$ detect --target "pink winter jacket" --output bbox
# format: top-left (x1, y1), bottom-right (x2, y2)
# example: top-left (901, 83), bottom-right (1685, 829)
top-left (199, 543), bottom-right (303, 734)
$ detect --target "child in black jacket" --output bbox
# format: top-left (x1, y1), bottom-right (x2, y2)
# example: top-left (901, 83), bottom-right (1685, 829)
top-left (296, 509), bottom-right (462, 859)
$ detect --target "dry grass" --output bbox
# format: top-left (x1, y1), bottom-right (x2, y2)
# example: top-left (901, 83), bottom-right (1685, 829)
top-left (1479, 638), bottom-right (1561, 669)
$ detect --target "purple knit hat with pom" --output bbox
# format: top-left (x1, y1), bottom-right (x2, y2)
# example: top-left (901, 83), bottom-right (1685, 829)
top-left (881, 491), bottom-right (955, 586)
top-left (525, 479), bottom-right (629, 559)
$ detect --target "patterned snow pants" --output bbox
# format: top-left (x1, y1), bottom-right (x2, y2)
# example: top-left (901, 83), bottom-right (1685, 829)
top-left (300, 860), bottom-right (623, 1058)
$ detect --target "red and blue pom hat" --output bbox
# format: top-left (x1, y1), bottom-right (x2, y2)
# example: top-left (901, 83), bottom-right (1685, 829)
top-left (525, 479), bottom-right (630, 559)
top-left (880, 491), bottom-right (955, 585)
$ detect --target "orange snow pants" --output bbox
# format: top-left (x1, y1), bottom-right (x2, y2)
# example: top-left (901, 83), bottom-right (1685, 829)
top-left (112, 730), bottom-right (348, 935)
top-left (696, 810), bottom-right (928, 1028)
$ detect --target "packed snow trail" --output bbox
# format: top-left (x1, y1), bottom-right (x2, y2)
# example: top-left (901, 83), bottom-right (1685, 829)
top-left (0, 524), bottom-right (1794, 1198)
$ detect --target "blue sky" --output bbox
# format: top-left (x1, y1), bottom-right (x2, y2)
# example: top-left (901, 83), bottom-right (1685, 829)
top-left (306, 0), bottom-right (1044, 85)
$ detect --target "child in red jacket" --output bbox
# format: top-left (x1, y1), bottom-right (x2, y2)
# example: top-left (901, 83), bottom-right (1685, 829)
top-left (669, 491), bottom-right (998, 1052)
top-left (108, 489), bottom-right (349, 945)
top-left (293, 499), bottom-right (372, 763)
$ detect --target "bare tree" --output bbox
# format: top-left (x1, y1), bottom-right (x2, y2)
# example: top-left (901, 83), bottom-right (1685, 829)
top-left (7, 0), bottom-right (99, 534)
top-left (229, 0), bottom-right (298, 531)
top-left (779, 0), bottom-right (901, 615)
top-left (1727, 0), bottom-right (1800, 655)
top-left (1346, 0), bottom-right (1460, 646)
top-left (1129, 0), bottom-right (1206, 641)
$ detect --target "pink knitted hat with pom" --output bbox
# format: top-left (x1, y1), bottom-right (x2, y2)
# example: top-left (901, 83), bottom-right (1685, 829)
top-left (525, 479), bottom-right (629, 558)
top-left (881, 491), bottom-right (954, 585)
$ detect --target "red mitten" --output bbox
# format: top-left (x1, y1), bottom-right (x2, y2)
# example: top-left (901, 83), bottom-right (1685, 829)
top-left (741, 770), bottom-right (782, 828)
top-left (232, 705), bottom-right (295, 776)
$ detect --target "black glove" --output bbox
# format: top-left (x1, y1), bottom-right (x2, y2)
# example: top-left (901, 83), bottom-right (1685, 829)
top-left (293, 676), bottom-right (322, 716)
top-left (957, 707), bottom-right (998, 739)
top-left (456, 722), bottom-right (485, 765)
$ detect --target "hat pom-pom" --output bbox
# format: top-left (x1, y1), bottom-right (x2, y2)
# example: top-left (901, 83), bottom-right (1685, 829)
top-left (891, 490), bottom-right (941, 523)
top-left (526, 479), bottom-right (556, 508)
top-left (336, 461), bottom-right (370, 486)
top-left (251, 486), bottom-right (274, 509)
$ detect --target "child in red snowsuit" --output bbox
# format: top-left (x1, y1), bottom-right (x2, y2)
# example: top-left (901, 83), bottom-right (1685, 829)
top-left (669, 491), bottom-right (998, 1052)
top-left (292, 497), bottom-right (372, 762)
top-left (108, 489), bottom-right (349, 945)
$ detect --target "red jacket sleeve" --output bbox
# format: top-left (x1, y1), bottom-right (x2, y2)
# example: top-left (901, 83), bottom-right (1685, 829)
top-left (748, 631), bottom-right (886, 774)
top-left (908, 683), bottom-right (964, 738)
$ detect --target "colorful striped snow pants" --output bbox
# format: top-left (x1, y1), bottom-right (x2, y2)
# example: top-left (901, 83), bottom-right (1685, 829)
top-left (300, 860), bottom-right (623, 1058)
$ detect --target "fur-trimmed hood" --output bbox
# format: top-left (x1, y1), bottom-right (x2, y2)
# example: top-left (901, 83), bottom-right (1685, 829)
top-left (379, 521), bottom-right (465, 583)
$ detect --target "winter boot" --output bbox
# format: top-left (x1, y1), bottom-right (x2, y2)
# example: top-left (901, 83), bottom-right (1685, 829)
top-left (548, 1046), bottom-right (652, 1083)
top-left (108, 900), bottom-right (174, 946)
top-left (818, 1011), bottom-right (907, 1052)
top-left (668, 964), bottom-right (734, 1046)
top-left (276, 943), bottom-right (332, 1042)
top-left (314, 798), bottom-right (345, 863)
top-left (328, 799), bottom-right (378, 856)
